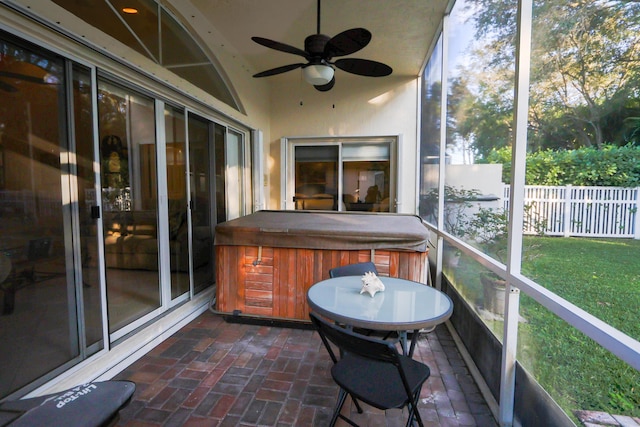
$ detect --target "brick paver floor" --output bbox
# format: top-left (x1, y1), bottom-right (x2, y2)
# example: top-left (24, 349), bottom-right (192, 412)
top-left (114, 310), bottom-right (498, 426)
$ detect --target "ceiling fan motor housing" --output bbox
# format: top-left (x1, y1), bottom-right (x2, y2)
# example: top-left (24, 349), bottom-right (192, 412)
top-left (304, 34), bottom-right (331, 59)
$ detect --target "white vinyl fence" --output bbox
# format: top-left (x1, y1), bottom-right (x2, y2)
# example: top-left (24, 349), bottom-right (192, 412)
top-left (503, 185), bottom-right (640, 239)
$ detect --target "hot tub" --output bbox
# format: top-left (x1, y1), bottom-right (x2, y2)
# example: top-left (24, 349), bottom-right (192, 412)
top-left (214, 210), bottom-right (430, 321)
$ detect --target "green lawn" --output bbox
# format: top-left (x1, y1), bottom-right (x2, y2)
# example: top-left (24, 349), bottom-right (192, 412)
top-left (450, 236), bottom-right (640, 419)
top-left (519, 237), bottom-right (640, 418)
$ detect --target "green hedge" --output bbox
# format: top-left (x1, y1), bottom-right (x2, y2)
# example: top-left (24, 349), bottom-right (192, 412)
top-left (485, 145), bottom-right (640, 186)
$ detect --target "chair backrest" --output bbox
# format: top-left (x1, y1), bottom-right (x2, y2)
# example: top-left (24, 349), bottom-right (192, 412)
top-left (27, 237), bottom-right (52, 261)
top-left (329, 261), bottom-right (378, 278)
top-left (309, 312), bottom-right (398, 366)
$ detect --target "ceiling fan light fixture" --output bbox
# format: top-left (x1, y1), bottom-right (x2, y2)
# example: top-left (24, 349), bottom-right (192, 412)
top-left (303, 64), bottom-right (334, 86)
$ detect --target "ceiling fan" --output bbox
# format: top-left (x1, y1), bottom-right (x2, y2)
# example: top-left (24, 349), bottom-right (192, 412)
top-left (251, 0), bottom-right (392, 91)
top-left (0, 61), bottom-right (58, 93)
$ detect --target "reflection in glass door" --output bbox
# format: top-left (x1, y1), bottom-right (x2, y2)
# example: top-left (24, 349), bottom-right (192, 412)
top-left (97, 80), bottom-right (161, 336)
top-left (72, 64), bottom-right (104, 352)
top-left (164, 106), bottom-right (189, 300)
top-left (225, 129), bottom-right (245, 220)
top-left (214, 124), bottom-right (227, 224)
top-left (187, 114), bottom-right (215, 294)
top-left (0, 36), bottom-right (79, 398)
top-left (342, 144), bottom-right (392, 212)
top-left (294, 145), bottom-right (339, 210)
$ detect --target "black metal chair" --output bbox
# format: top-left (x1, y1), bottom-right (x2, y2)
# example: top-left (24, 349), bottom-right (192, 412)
top-left (310, 312), bottom-right (431, 427)
top-left (1, 237), bottom-right (59, 315)
top-left (0, 380), bottom-right (135, 427)
top-left (329, 261), bottom-right (377, 278)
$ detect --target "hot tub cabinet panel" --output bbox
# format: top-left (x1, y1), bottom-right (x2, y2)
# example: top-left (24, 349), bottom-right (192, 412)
top-left (215, 211), bottom-right (429, 321)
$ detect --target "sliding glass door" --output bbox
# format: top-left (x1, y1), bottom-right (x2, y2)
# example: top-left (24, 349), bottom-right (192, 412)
top-left (0, 28), bottom-right (253, 399)
top-left (294, 145), bottom-right (339, 210)
top-left (285, 138), bottom-right (396, 212)
top-left (187, 114), bottom-right (247, 292)
top-left (187, 114), bottom-right (215, 294)
top-left (97, 80), bottom-right (161, 336)
top-left (73, 64), bottom-right (104, 352)
top-left (342, 144), bottom-right (392, 212)
top-left (0, 35), bottom-right (87, 398)
top-left (225, 129), bottom-right (246, 220)
top-left (164, 106), bottom-right (190, 300)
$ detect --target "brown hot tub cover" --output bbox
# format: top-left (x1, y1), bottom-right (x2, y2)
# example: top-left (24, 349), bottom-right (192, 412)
top-left (215, 210), bottom-right (429, 252)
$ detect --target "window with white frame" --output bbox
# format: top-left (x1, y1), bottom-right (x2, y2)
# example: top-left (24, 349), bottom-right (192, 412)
top-left (282, 137), bottom-right (397, 212)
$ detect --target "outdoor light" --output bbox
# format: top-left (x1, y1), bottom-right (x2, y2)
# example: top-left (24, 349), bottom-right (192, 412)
top-left (303, 64), bottom-right (334, 85)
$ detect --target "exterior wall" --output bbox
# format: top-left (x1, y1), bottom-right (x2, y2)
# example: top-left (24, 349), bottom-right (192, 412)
top-left (445, 164), bottom-right (504, 199)
top-left (423, 163), bottom-right (505, 212)
top-left (266, 76), bottom-right (419, 214)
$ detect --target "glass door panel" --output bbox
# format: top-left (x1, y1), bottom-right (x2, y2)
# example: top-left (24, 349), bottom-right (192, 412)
top-left (225, 129), bottom-right (244, 220)
top-left (164, 106), bottom-right (189, 300)
top-left (214, 124), bottom-right (226, 224)
top-left (342, 143), bottom-right (391, 212)
top-left (294, 145), bottom-right (339, 210)
top-left (72, 64), bottom-right (103, 351)
top-left (343, 160), bottom-right (391, 212)
top-left (0, 38), bottom-right (79, 397)
top-left (187, 114), bottom-right (214, 294)
top-left (97, 80), bottom-right (160, 335)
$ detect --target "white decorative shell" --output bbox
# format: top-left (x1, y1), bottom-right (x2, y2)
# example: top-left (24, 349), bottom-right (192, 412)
top-left (360, 271), bottom-right (385, 297)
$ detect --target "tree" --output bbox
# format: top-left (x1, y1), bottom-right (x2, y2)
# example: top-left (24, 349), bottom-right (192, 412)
top-left (452, 74), bottom-right (514, 160)
top-left (529, 0), bottom-right (640, 148)
top-left (454, 0), bottom-right (640, 157)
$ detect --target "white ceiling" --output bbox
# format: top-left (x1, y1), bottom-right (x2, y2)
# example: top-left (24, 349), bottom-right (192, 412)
top-left (190, 0), bottom-right (448, 84)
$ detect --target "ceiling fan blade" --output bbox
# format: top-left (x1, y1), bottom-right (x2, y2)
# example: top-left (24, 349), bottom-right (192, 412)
top-left (251, 37), bottom-right (309, 59)
top-left (324, 28), bottom-right (371, 58)
top-left (314, 76), bottom-right (335, 92)
top-left (0, 80), bottom-right (18, 92)
top-left (253, 63), bottom-right (304, 78)
top-left (0, 71), bottom-right (48, 84)
top-left (334, 58), bottom-right (392, 77)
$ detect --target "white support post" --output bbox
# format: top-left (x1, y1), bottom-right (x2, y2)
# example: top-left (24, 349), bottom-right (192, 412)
top-left (501, 0), bottom-right (533, 423)
top-left (434, 13), bottom-right (449, 292)
top-left (434, 237), bottom-right (443, 290)
top-left (500, 287), bottom-right (521, 426)
top-left (563, 184), bottom-right (572, 237)
top-left (634, 187), bottom-right (640, 239)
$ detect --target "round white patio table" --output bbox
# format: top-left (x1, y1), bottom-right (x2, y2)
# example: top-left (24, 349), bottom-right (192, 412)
top-left (307, 275), bottom-right (453, 356)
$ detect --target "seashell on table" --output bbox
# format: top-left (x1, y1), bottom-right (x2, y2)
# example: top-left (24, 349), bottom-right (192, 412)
top-left (360, 271), bottom-right (385, 297)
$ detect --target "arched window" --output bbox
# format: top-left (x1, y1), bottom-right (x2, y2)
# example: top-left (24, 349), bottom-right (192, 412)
top-left (51, 0), bottom-right (240, 110)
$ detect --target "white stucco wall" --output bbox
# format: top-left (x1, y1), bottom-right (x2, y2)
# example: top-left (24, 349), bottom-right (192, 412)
top-left (445, 164), bottom-right (504, 198)
top-left (266, 75), bottom-right (419, 214)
